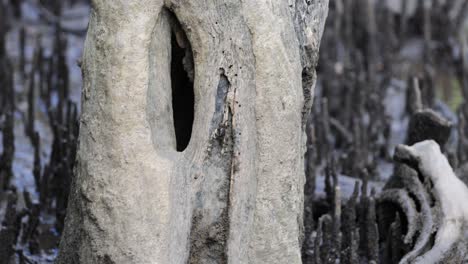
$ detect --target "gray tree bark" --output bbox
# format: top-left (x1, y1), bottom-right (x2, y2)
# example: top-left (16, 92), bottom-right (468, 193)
top-left (57, 1), bottom-right (328, 263)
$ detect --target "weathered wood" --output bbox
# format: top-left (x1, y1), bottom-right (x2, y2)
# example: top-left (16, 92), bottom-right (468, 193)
top-left (57, 1), bottom-right (329, 263)
top-left (389, 141), bottom-right (468, 264)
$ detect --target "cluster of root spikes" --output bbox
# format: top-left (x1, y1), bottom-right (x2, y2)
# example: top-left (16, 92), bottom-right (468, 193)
top-left (302, 1), bottom-right (468, 263)
top-left (302, 102), bottom-right (468, 263)
top-left (0, 0), bottom-right (79, 262)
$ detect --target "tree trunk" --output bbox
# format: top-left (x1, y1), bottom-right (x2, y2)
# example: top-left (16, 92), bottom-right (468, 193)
top-left (57, 1), bottom-right (328, 263)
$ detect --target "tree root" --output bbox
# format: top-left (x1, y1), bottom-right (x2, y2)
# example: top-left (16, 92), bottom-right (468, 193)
top-left (378, 140), bottom-right (468, 263)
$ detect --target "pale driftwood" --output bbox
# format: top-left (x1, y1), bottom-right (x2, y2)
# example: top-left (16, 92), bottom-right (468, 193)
top-left (56, 1), bottom-right (328, 263)
top-left (381, 140), bottom-right (468, 264)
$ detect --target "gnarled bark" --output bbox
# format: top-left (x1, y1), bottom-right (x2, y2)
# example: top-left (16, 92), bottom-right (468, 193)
top-left (57, 1), bottom-right (328, 263)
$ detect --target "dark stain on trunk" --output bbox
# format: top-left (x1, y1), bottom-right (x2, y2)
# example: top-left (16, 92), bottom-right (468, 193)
top-left (189, 70), bottom-right (234, 264)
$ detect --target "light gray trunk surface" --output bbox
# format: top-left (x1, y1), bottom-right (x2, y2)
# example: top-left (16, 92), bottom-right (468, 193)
top-left (57, 1), bottom-right (328, 263)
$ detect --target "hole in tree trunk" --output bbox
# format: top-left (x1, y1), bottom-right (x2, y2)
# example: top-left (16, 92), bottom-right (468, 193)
top-left (169, 11), bottom-right (194, 152)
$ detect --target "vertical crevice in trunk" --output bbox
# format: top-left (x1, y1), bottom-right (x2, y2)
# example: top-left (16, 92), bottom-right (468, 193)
top-left (168, 9), bottom-right (195, 152)
top-left (189, 70), bottom-right (233, 264)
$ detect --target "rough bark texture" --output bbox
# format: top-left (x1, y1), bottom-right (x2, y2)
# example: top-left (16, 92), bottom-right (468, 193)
top-left (57, 1), bottom-right (328, 263)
